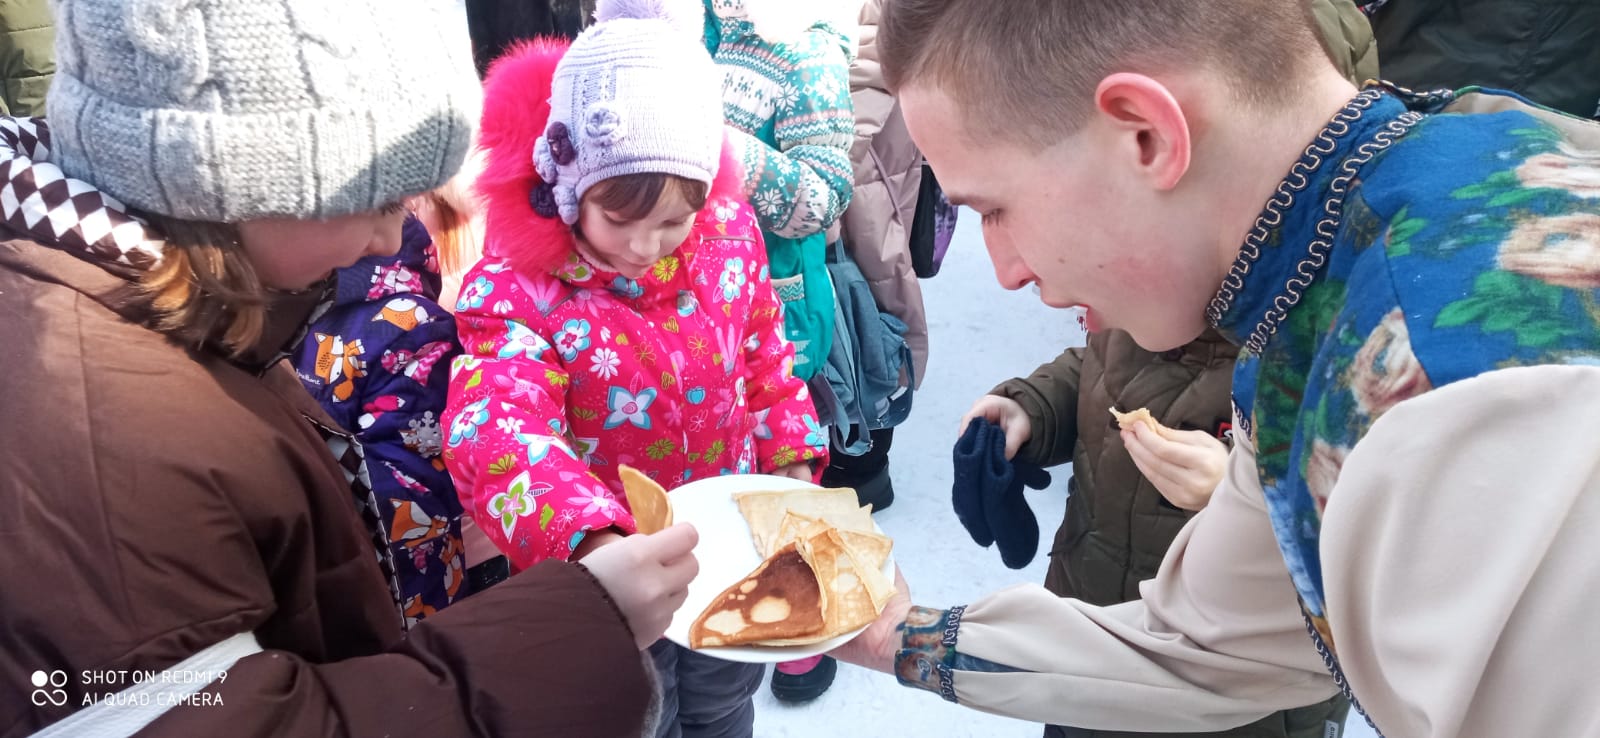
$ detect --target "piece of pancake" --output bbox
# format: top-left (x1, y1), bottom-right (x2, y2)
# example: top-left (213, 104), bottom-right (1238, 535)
top-left (759, 526), bottom-right (896, 645)
top-left (775, 511), bottom-right (891, 570)
top-left (689, 544), bottom-right (826, 648)
top-left (619, 465), bottom-right (673, 535)
top-left (1109, 406), bottom-right (1174, 440)
top-left (733, 488), bottom-right (864, 556)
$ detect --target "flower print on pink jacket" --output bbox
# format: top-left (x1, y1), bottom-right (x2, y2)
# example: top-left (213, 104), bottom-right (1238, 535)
top-left (442, 39), bottom-right (825, 568)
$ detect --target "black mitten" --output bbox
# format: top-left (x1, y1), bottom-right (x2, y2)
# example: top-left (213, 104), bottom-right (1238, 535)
top-left (980, 420), bottom-right (1050, 569)
top-left (951, 418), bottom-right (996, 547)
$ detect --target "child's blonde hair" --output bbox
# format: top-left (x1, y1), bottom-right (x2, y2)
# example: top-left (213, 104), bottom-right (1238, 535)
top-left (412, 146), bottom-right (487, 308)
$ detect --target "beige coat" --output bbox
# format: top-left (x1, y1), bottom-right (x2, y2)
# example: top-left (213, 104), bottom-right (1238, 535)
top-left (836, 0), bottom-right (929, 385)
top-left (904, 365), bottom-right (1600, 737)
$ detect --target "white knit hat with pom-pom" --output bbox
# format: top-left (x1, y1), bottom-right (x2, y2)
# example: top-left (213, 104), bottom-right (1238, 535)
top-left (533, 0), bottom-right (724, 224)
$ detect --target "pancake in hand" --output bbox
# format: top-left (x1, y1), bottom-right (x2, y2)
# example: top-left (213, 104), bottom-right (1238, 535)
top-left (1109, 406), bottom-right (1174, 440)
top-left (689, 543), bottom-right (826, 648)
top-left (619, 465), bottom-right (673, 534)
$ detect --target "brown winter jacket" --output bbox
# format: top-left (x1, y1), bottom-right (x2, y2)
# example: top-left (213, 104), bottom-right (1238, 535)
top-left (836, 0), bottom-right (928, 385)
top-left (0, 227), bottom-right (653, 733)
top-left (993, 329), bottom-right (1238, 606)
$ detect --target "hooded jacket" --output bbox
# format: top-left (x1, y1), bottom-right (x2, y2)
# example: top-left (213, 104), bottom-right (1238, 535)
top-left (838, 0), bottom-right (929, 384)
top-left (294, 216), bottom-right (467, 623)
top-left (994, 329), bottom-right (1238, 607)
top-left (444, 39), bottom-right (825, 568)
top-left (0, 116), bottom-right (654, 737)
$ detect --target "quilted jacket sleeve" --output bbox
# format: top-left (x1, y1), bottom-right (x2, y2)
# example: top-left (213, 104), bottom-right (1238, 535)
top-left (442, 267), bottom-right (636, 570)
top-left (991, 347), bottom-right (1086, 468)
top-left (724, 29), bottom-right (856, 240)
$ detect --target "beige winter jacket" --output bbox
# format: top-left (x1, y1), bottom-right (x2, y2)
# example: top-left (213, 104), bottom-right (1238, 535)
top-left (895, 365), bottom-right (1600, 736)
top-left (836, 0), bottom-right (929, 384)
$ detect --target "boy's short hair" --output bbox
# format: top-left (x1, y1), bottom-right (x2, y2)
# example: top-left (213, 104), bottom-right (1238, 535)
top-left (880, 0), bottom-right (1326, 146)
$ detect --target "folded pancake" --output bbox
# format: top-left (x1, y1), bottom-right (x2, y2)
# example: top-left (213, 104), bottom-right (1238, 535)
top-left (734, 488), bottom-right (865, 556)
top-left (775, 511), bottom-right (892, 570)
top-left (689, 543), bottom-right (826, 648)
top-left (619, 465), bottom-right (673, 534)
top-left (759, 526), bottom-right (896, 645)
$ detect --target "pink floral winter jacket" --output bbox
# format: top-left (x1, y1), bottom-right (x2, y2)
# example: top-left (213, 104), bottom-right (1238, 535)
top-left (442, 39), bottom-right (825, 569)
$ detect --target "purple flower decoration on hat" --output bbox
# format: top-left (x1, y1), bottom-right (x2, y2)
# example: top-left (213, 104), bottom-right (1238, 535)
top-left (529, 183), bottom-right (560, 219)
top-left (546, 122), bottom-right (577, 166)
top-left (555, 184), bottom-right (579, 224)
top-left (533, 137), bottom-right (560, 184)
top-left (584, 103), bottom-right (627, 148)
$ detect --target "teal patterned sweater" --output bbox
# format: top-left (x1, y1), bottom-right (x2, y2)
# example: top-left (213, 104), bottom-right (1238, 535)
top-left (703, 0), bottom-right (856, 379)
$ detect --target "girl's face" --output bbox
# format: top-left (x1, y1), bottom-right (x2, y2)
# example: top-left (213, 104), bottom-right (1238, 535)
top-left (237, 204), bottom-right (408, 290)
top-left (574, 187), bottom-right (698, 280)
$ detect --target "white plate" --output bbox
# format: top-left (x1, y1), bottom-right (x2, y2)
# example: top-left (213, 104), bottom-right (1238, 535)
top-left (662, 474), bottom-right (893, 663)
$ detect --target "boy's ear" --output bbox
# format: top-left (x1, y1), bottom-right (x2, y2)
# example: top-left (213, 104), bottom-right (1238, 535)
top-left (1093, 73), bottom-right (1192, 191)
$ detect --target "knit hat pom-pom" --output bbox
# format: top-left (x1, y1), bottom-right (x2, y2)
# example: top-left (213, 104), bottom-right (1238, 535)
top-left (593, 0), bottom-right (703, 39)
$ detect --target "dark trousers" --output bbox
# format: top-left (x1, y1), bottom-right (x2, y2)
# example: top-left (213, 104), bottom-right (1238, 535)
top-left (648, 640), bottom-right (764, 738)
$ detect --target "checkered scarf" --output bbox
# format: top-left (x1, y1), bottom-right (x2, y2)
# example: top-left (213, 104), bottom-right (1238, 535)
top-left (0, 117), bottom-right (165, 271)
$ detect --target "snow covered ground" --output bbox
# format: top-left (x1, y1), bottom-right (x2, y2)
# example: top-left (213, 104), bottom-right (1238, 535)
top-left (750, 212), bottom-right (1380, 738)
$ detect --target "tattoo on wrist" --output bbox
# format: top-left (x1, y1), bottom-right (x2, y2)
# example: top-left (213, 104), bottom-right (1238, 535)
top-left (893, 606), bottom-right (967, 703)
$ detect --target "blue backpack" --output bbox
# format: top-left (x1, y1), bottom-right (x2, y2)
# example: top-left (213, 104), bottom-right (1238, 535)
top-left (807, 240), bottom-right (916, 455)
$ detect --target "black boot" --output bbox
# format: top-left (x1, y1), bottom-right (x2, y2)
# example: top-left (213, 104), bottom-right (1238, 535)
top-left (770, 655), bottom-right (837, 703)
top-left (823, 428), bottom-right (895, 512)
top-left (831, 464), bottom-right (893, 512)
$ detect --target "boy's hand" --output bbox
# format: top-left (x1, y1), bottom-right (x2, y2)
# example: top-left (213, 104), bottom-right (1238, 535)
top-left (771, 462), bottom-right (814, 482)
top-left (960, 395), bottom-right (1032, 460)
top-left (830, 566), bottom-right (911, 674)
top-left (580, 523), bottom-right (699, 650)
top-left (1121, 424), bottom-right (1228, 511)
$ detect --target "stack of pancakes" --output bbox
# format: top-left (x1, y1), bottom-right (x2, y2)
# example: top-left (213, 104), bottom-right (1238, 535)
top-left (690, 488), bottom-right (895, 648)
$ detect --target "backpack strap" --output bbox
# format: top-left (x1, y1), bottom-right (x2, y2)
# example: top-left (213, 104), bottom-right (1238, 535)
top-left (32, 632), bottom-right (262, 738)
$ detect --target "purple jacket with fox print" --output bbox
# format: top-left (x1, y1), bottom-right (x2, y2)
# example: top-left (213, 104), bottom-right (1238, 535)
top-left (294, 216), bottom-right (466, 626)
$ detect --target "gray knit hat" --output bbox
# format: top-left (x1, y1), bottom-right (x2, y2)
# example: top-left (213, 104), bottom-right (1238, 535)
top-left (536, 0), bottom-right (724, 224)
top-left (46, 0), bottom-right (481, 222)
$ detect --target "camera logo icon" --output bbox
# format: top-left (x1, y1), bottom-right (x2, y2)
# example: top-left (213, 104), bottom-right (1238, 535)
top-left (30, 670), bottom-right (68, 707)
